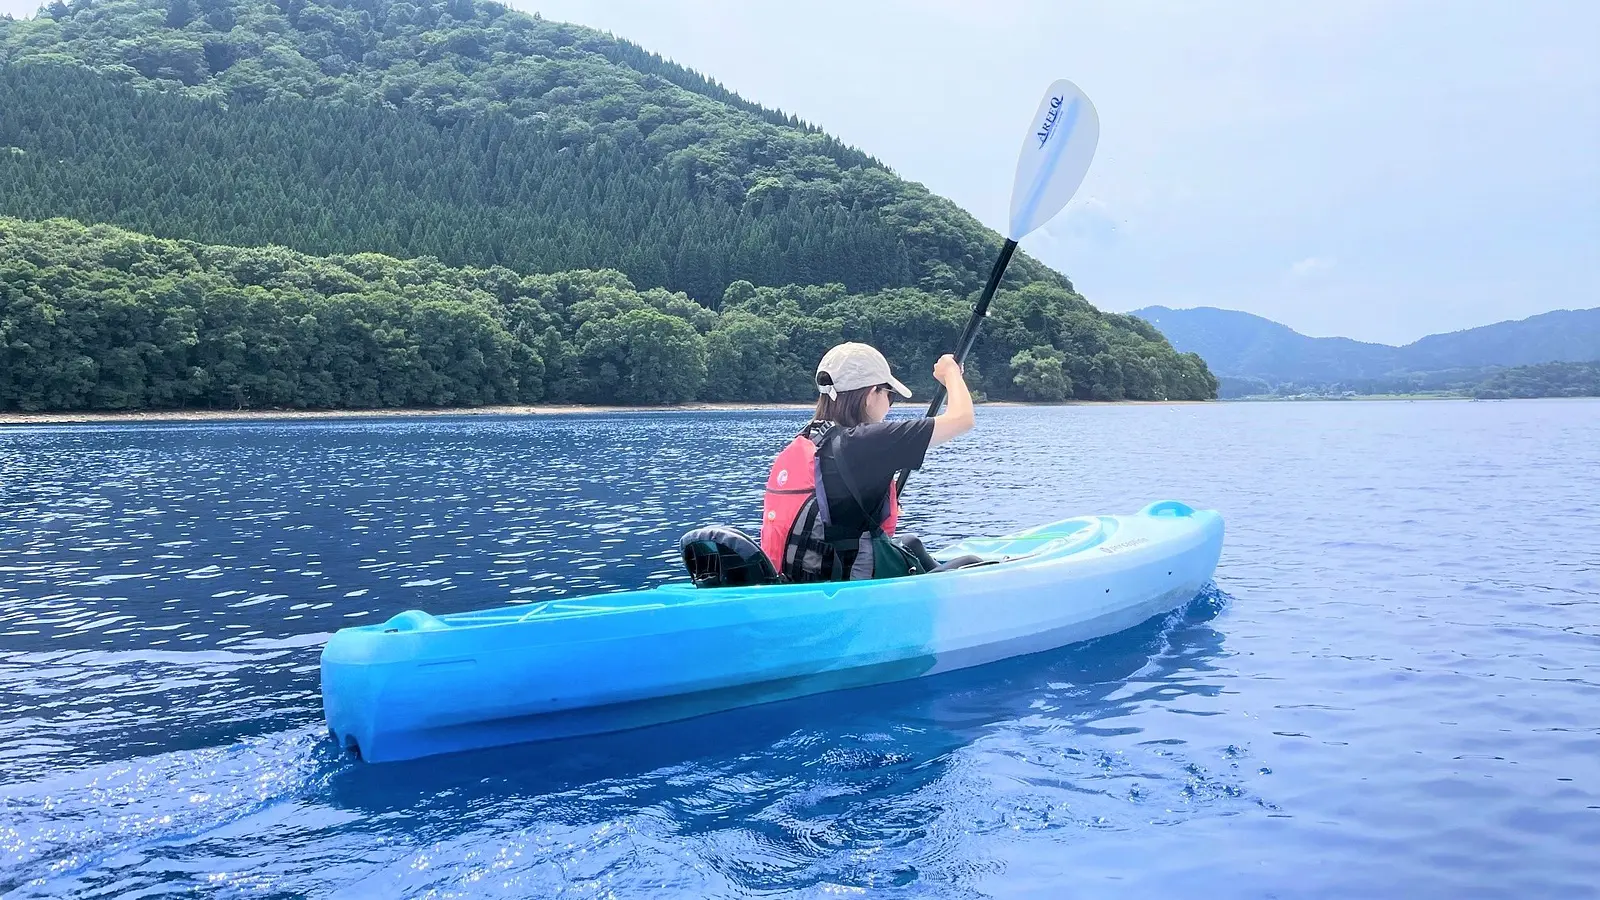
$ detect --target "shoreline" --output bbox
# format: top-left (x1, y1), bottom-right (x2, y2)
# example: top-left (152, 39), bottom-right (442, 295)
top-left (0, 399), bottom-right (1214, 426)
top-left (10, 397), bottom-right (1584, 425)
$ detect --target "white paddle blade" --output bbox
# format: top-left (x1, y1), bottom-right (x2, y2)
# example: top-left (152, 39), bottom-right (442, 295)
top-left (1007, 79), bottom-right (1100, 241)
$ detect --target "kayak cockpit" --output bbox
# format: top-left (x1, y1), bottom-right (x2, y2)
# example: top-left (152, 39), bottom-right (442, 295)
top-left (366, 514), bottom-right (1121, 636)
top-left (935, 515), bottom-right (1109, 563)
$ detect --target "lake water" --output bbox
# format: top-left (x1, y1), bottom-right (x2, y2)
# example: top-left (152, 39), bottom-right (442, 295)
top-left (1, 400), bottom-right (1597, 898)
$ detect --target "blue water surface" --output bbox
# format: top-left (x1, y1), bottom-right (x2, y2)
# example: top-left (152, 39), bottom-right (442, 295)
top-left (0, 400), bottom-right (1596, 898)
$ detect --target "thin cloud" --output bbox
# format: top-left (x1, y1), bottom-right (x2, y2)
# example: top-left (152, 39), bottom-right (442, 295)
top-left (1288, 256), bottom-right (1336, 280)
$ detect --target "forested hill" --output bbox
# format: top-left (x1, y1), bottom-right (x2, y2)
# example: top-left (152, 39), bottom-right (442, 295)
top-left (0, 0), bottom-right (1066, 301)
top-left (1470, 361), bottom-right (1600, 400)
top-left (0, 0), bottom-right (1219, 411)
top-left (0, 217), bottom-right (1218, 411)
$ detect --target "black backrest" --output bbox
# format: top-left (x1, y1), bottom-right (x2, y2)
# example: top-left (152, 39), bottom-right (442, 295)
top-left (679, 526), bottom-right (780, 588)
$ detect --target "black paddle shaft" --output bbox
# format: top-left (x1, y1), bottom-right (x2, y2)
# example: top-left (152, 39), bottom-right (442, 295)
top-left (896, 238), bottom-right (1018, 494)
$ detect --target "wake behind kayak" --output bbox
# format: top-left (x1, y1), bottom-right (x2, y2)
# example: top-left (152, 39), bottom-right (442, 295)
top-left (319, 500), bottom-right (1224, 763)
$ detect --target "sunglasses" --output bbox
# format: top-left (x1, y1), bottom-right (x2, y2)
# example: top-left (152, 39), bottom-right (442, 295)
top-left (878, 384), bottom-right (897, 405)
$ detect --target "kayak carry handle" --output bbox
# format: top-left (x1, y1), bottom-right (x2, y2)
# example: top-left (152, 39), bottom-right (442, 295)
top-left (381, 610), bottom-right (448, 632)
top-left (1140, 500), bottom-right (1195, 518)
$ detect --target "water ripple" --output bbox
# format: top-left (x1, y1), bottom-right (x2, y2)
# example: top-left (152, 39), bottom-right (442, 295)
top-left (2, 401), bottom-right (1599, 897)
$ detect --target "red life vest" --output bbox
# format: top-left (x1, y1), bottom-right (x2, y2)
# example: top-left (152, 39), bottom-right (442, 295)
top-left (760, 427), bottom-right (899, 570)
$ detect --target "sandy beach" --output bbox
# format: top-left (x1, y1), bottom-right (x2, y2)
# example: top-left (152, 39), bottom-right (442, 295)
top-left (0, 402), bottom-right (817, 426)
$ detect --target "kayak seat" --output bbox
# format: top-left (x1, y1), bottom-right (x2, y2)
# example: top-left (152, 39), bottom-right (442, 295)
top-left (679, 526), bottom-right (780, 588)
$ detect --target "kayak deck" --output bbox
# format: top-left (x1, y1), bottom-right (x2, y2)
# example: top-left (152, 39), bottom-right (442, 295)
top-left (377, 515), bottom-right (1113, 632)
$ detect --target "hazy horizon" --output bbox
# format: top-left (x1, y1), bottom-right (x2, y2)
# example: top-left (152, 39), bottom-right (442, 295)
top-left (1132, 302), bottom-right (1598, 347)
top-left (4, 0), bottom-right (1596, 344)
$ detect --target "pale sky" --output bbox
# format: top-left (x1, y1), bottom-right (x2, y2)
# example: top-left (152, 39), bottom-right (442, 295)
top-left (4, 0), bottom-right (1596, 343)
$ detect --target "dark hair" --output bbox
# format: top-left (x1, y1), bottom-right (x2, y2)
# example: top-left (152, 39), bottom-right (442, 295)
top-left (813, 385), bottom-right (879, 428)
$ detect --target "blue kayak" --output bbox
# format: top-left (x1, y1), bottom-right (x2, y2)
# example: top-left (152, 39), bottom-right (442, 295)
top-left (321, 500), bottom-right (1224, 763)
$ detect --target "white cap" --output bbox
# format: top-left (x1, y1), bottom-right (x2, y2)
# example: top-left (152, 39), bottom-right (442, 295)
top-left (815, 342), bottom-right (913, 400)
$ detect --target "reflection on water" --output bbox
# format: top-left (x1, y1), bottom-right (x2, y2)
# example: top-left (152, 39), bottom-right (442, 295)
top-left (3, 401), bottom-right (1598, 897)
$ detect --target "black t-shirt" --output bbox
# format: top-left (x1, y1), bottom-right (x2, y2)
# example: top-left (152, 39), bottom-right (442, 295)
top-left (812, 418), bottom-right (935, 531)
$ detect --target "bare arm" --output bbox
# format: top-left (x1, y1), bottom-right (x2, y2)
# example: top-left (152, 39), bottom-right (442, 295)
top-left (929, 354), bottom-right (975, 448)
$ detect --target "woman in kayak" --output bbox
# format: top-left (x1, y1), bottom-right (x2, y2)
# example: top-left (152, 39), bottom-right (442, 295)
top-left (760, 342), bottom-right (976, 582)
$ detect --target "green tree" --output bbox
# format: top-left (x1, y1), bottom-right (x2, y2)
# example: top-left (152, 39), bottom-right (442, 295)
top-left (1010, 345), bottom-right (1072, 402)
top-left (572, 307), bottom-right (706, 404)
top-left (703, 310), bottom-right (785, 401)
top-left (0, 215), bottom-right (1217, 412)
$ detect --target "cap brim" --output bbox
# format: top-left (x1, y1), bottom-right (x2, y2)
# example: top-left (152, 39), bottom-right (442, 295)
top-left (886, 376), bottom-right (913, 399)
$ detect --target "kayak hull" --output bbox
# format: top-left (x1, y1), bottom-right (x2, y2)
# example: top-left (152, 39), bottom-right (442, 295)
top-left (321, 500), bottom-right (1224, 763)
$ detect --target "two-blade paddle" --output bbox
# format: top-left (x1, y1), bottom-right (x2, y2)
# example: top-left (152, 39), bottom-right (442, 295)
top-left (897, 79), bottom-right (1100, 494)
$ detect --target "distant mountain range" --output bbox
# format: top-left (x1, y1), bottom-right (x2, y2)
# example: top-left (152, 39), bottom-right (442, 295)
top-left (1132, 305), bottom-right (1600, 395)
